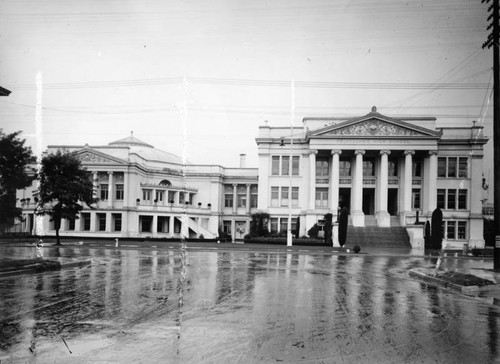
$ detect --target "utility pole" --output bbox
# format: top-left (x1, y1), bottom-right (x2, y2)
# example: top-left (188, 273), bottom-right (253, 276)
top-left (482, 0), bottom-right (500, 269)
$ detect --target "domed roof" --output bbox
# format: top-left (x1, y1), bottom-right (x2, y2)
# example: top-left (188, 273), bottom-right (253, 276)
top-left (109, 132), bottom-right (183, 165)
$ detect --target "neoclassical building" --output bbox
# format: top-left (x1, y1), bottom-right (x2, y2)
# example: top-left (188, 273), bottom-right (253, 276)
top-left (256, 107), bottom-right (488, 248)
top-left (15, 107), bottom-right (488, 248)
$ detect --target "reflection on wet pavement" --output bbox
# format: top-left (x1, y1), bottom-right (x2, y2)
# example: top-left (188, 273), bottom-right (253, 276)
top-left (0, 245), bottom-right (499, 363)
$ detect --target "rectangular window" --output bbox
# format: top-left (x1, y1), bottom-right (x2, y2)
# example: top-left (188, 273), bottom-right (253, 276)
top-left (413, 161), bottom-right (422, 177)
top-left (156, 190), bottom-right (164, 203)
top-left (270, 218), bottom-right (278, 234)
top-left (291, 217), bottom-right (298, 234)
top-left (237, 185), bottom-right (247, 208)
top-left (67, 219), bottom-right (75, 231)
top-left (340, 160), bottom-right (351, 177)
top-left (140, 216), bottom-right (153, 233)
top-left (292, 187), bottom-right (299, 207)
top-left (292, 156), bottom-right (300, 176)
top-left (82, 213), bottom-right (91, 231)
top-left (113, 213), bottom-right (122, 232)
top-left (281, 156), bottom-right (290, 176)
top-left (448, 158), bottom-right (457, 178)
top-left (224, 185), bottom-right (233, 208)
top-left (447, 221), bottom-right (456, 240)
top-left (316, 159), bottom-right (329, 183)
top-left (458, 157), bottom-right (468, 178)
top-left (437, 189), bottom-right (446, 209)
top-left (271, 186), bottom-right (279, 207)
top-left (438, 157), bottom-right (447, 178)
top-left (250, 185), bottom-right (258, 208)
top-left (115, 184), bottom-right (124, 200)
top-left (281, 187), bottom-right (289, 207)
top-left (271, 156), bottom-right (280, 175)
top-left (223, 220), bottom-right (232, 234)
top-left (458, 221), bottom-right (467, 240)
top-left (168, 191), bottom-right (176, 204)
top-left (388, 160), bottom-right (397, 177)
top-left (447, 189), bottom-right (456, 210)
top-left (458, 189), bottom-right (467, 210)
top-left (142, 189), bottom-right (152, 201)
top-left (315, 188), bottom-right (328, 208)
top-left (97, 213), bottom-right (106, 231)
top-left (100, 184), bottom-right (109, 200)
top-left (412, 189), bottom-right (421, 210)
top-left (363, 160), bottom-right (375, 177)
top-left (280, 218), bottom-right (288, 233)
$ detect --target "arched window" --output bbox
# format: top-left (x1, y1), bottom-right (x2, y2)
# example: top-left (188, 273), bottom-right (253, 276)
top-left (159, 179), bottom-right (171, 186)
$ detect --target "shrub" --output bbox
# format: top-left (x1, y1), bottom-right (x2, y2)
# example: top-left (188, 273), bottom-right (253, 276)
top-left (353, 245), bottom-right (361, 253)
top-left (338, 207), bottom-right (349, 247)
top-left (431, 208), bottom-right (443, 250)
top-left (308, 223), bottom-right (319, 238)
top-left (324, 213), bottom-right (333, 245)
top-left (250, 212), bottom-right (270, 237)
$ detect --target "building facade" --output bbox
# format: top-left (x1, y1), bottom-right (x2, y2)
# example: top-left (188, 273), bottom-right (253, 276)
top-left (16, 107), bottom-right (488, 248)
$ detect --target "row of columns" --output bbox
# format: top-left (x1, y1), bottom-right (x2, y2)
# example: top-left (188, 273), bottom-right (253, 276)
top-left (307, 149), bottom-right (438, 227)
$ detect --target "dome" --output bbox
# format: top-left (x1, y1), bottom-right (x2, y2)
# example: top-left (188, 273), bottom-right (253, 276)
top-left (109, 132), bottom-right (183, 165)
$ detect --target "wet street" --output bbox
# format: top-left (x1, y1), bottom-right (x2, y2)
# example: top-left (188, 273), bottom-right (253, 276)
top-left (1, 244), bottom-right (500, 363)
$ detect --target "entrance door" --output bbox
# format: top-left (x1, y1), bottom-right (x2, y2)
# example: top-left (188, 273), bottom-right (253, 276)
top-left (388, 189), bottom-right (398, 215)
top-left (362, 188), bottom-right (375, 215)
top-left (339, 188), bottom-right (351, 212)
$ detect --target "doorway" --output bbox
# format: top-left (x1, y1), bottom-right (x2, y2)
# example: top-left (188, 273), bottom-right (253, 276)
top-left (388, 189), bottom-right (398, 216)
top-left (362, 188), bottom-right (375, 215)
top-left (339, 188), bottom-right (351, 212)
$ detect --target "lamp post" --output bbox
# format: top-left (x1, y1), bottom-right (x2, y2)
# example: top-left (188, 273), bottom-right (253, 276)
top-left (287, 81), bottom-right (295, 247)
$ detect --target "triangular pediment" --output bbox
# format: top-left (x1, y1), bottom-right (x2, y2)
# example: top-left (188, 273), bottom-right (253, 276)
top-left (310, 111), bottom-right (440, 138)
top-left (74, 148), bottom-right (127, 165)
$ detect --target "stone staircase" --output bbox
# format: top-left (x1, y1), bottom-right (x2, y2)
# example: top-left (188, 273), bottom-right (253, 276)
top-left (346, 226), bottom-right (411, 248)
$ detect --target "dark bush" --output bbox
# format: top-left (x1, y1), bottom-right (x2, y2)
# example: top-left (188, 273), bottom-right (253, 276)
top-left (431, 208), bottom-right (443, 250)
top-left (308, 223), bottom-right (319, 238)
top-left (353, 245), bottom-right (361, 253)
top-left (338, 207), bottom-right (349, 247)
top-left (324, 213), bottom-right (333, 245)
top-left (250, 212), bottom-right (270, 237)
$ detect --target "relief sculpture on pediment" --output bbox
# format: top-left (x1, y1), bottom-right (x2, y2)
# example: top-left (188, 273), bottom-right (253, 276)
top-left (77, 152), bottom-right (112, 164)
top-left (328, 120), bottom-right (421, 136)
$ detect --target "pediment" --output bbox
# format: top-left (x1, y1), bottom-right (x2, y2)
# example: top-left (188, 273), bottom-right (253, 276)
top-left (310, 112), bottom-right (440, 138)
top-left (74, 148), bottom-right (127, 165)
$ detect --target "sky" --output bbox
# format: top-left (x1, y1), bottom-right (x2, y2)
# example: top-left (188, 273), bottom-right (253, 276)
top-left (0, 0), bottom-right (495, 191)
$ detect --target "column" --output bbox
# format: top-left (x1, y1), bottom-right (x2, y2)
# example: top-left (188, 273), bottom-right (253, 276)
top-left (308, 150), bottom-right (317, 210)
top-left (92, 171), bottom-right (98, 199)
top-left (105, 212), bottom-right (112, 232)
top-left (470, 155), bottom-right (485, 247)
top-left (196, 217), bottom-right (201, 238)
top-left (377, 150), bottom-right (391, 227)
top-left (246, 184), bottom-right (251, 214)
top-left (169, 216), bottom-right (175, 236)
top-left (426, 150), bottom-right (438, 214)
top-left (232, 184), bottom-right (238, 214)
top-left (402, 150), bottom-right (415, 226)
top-left (152, 215), bottom-right (158, 237)
top-left (330, 150), bottom-right (341, 217)
top-left (107, 171), bottom-right (114, 208)
top-left (352, 150), bottom-right (365, 227)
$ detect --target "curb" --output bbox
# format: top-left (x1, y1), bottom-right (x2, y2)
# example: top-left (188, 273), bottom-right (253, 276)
top-left (409, 268), bottom-right (498, 294)
top-left (0, 259), bottom-right (92, 277)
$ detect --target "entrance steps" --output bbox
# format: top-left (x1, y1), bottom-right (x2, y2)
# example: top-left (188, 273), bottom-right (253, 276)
top-left (346, 226), bottom-right (411, 248)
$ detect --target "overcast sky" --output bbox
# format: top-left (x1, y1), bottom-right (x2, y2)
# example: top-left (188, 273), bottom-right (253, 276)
top-left (0, 0), bottom-right (494, 186)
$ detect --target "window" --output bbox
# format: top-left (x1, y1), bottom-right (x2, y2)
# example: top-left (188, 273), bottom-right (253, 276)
top-left (115, 184), bottom-right (124, 200)
top-left (388, 160), bottom-right (398, 177)
top-left (223, 220), bottom-right (232, 234)
top-left (113, 213), bottom-right (122, 232)
top-left (270, 218), bottom-right (278, 234)
top-left (157, 217), bottom-right (168, 233)
top-left (140, 216), bottom-right (153, 232)
top-left (281, 156), bottom-right (290, 176)
top-left (82, 213), bottom-right (91, 231)
top-left (168, 191), bottom-right (176, 204)
top-left (67, 219), bottom-right (75, 231)
top-left (281, 187), bottom-right (289, 207)
top-left (412, 189), bottom-right (421, 210)
top-left (159, 179), bottom-right (171, 186)
top-left (437, 189), bottom-right (446, 209)
top-left (315, 188), bottom-right (328, 208)
top-left (156, 190), bottom-right (164, 203)
top-left (458, 221), bottom-right (467, 239)
top-left (272, 156), bottom-right (280, 175)
top-left (316, 159), bottom-right (329, 183)
top-left (292, 156), bottom-right (300, 175)
top-left (237, 185), bottom-right (247, 208)
top-left (458, 189), bottom-right (467, 210)
top-left (224, 185), bottom-right (233, 208)
top-left (271, 187), bottom-right (279, 207)
top-left (97, 213), bottom-right (106, 231)
top-left (363, 160), bottom-right (375, 177)
top-left (340, 160), bottom-right (351, 176)
top-left (100, 184), bottom-right (109, 200)
top-left (438, 157), bottom-right (469, 178)
top-left (413, 160), bottom-right (422, 177)
top-left (143, 189), bottom-right (152, 201)
top-left (447, 221), bottom-right (456, 239)
top-left (250, 185), bottom-right (258, 208)
top-left (292, 187), bottom-right (299, 207)
top-left (447, 190), bottom-right (456, 210)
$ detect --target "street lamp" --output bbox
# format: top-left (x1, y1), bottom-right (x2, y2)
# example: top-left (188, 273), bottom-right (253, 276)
top-left (287, 81), bottom-right (295, 247)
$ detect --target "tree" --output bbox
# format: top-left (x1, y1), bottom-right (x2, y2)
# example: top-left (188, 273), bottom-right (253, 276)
top-left (0, 130), bottom-right (36, 229)
top-left (37, 150), bottom-right (95, 245)
top-left (338, 207), bottom-right (349, 247)
top-left (431, 208), bottom-right (443, 250)
top-left (249, 212), bottom-right (270, 237)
